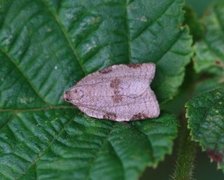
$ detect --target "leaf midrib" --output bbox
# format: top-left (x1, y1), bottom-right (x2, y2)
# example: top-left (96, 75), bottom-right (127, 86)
top-left (125, 0), bottom-right (131, 63)
top-left (0, 105), bottom-right (73, 113)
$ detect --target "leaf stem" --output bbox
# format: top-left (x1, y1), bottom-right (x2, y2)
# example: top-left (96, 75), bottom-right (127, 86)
top-left (171, 116), bottom-right (197, 180)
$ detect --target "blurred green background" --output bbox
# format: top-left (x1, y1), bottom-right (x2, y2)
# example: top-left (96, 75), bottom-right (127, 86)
top-left (187, 0), bottom-right (219, 15)
top-left (141, 0), bottom-right (224, 179)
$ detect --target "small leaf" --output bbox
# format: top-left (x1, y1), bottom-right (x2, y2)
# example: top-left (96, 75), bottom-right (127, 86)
top-left (186, 88), bottom-right (224, 172)
top-left (194, 2), bottom-right (224, 75)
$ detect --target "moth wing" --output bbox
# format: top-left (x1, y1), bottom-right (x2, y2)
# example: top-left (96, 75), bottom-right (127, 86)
top-left (127, 88), bottom-right (160, 121)
top-left (77, 88), bottom-right (160, 121)
top-left (114, 88), bottom-right (160, 121)
top-left (72, 63), bottom-right (159, 121)
top-left (76, 63), bottom-right (155, 86)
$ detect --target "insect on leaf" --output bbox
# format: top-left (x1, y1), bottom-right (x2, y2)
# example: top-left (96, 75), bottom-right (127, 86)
top-left (64, 63), bottom-right (160, 121)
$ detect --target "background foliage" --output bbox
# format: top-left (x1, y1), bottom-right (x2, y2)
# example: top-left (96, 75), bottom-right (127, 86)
top-left (0, 0), bottom-right (223, 180)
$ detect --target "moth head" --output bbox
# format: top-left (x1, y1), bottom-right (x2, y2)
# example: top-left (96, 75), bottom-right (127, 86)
top-left (64, 87), bottom-right (84, 103)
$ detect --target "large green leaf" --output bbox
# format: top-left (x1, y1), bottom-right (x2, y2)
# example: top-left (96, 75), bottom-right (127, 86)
top-left (194, 1), bottom-right (224, 75)
top-left (0, 112), bottom-right (177, 179)
top-left (0, 0), bottom-right (192, 179)
top-left (186, 88), bottom-right (224, 172)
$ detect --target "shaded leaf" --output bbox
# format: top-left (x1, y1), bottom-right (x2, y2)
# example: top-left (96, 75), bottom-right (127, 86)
top-left (194, 2), bottom-right (224, 75)
top-left (184, 6), bottom-right (204, 42)
top-left (194, 77), bottom-right (224, 95)
top-left (186, 88), bottom-right (224, 172)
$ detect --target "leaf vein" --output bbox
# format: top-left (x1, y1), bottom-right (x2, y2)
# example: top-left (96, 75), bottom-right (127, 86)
top-left (0, 105), bottom-right (73, 113)
top-left (17, 116), bottom-right (75, 179)
top-left (38, 0), bottom-right (87, 75)
top-left (108, 140), bottom-right (125, 180)
top-left (132, 0), bottom-right (176, 40)
top-left (157, 31), bottom-right (182, 63)
top-left (125, 0), bottom-right (131, 62)
top-left (85, 123), bottom-right (115, 179)
top-left (0, 48), bottom-right (48, 104)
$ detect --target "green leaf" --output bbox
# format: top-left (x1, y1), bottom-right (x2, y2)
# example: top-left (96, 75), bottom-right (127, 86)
top-left (0, 0), bottom-right (191, 179)
top-left (0, 0), bottom-right (193, 104)
top-left (186, 0), bottom-right (219, 16)
top-left (184, 6), bottom-right (205, 42)
top-left (186, 88), bottom-right (224, 172)
top-left (0, 111), bottom-right (177, 179)
top-left (194, 77), bottom-right (224, 95)
top-left (194, 2), bottom-right (224, 75)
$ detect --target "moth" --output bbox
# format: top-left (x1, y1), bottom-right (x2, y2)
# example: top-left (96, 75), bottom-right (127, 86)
top-left (64, 63), bottom-right (160, 121)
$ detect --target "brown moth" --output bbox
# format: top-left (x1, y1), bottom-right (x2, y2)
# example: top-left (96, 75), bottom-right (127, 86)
top-left (64, 63), bottom-right (160, 121)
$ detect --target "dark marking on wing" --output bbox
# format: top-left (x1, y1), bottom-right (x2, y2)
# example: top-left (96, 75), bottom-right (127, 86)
top-left (99, 67), bottom-right (113, 74)
top-left (103, 112), bottom-right (117, 120)
top-left (112, 95), bottom-right (123, 103)
top-left (127, 64), bottom-right (142, 68)
top-left (130, 113), bottom-right (148, 120)
top-left (110, 78), bottom-right (121, 89)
